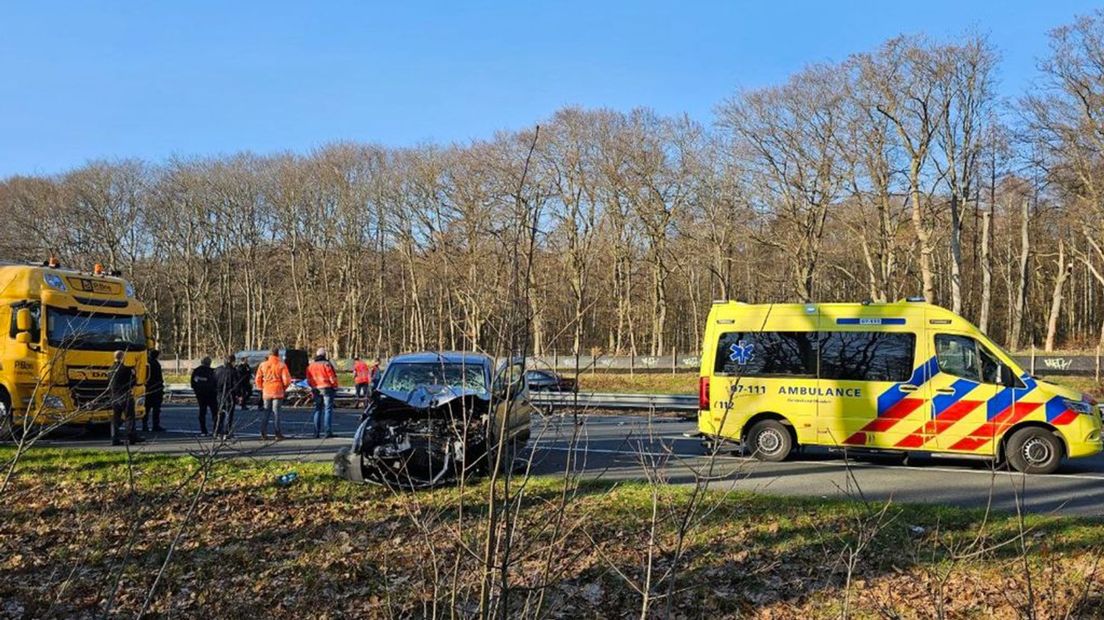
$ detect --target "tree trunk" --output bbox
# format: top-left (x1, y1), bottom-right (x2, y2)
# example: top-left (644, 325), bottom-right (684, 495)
top-left (978, 207), bottom-right (993, 333)
top-left (949, 193), bottom-right (963, 314)
top-left (1010, 199), bottom-right (1031, 349)
top-left (1045, 240), bottom-right (1073, 351)
top-left (909, 160), bottom-right (935, 302)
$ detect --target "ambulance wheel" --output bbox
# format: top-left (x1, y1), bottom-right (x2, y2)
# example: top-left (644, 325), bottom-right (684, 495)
top-left (1006, 427), bottom-right (1062, 474)
top-left (746, 420), bottom-right (793, 462)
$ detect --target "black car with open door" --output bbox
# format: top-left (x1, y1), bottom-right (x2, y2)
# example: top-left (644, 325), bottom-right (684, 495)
top-left (333, 352), bottom-right (533, 489)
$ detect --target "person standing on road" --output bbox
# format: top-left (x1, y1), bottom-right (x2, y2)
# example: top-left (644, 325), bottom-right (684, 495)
top-left (108, 350), bottom-right (143, 446)
top-left (255, 348), bottom-right (292, 441)
top-left (143, 349), bottom-right (166, 433)
top-left (190, 357), bottom-right (217, 436)
top-left (214, 355), bottom-right (239, 440)
top-left (352, 355), bottom-right (374, 409)
top-left (307, 348), bottom-right (339, 439)
top-left (235, 358), bottom-right (253, 410)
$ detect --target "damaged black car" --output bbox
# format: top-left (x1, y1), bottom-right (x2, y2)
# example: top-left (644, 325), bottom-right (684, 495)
top-left (333, 352), bottom-right (533, 489)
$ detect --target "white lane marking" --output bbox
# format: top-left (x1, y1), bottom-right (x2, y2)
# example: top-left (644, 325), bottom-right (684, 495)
top-left (534, 445), bottom-right (1104, 481)
top-left (160, 429), bottom-right (348, 440)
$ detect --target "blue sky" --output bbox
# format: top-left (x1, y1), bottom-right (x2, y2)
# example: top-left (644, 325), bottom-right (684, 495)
top-left (0, 1), bottom-right (1098, 176)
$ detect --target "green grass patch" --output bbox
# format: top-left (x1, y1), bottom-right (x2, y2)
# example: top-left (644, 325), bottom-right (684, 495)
top-left (1, 446), bottom-right (1102, 617)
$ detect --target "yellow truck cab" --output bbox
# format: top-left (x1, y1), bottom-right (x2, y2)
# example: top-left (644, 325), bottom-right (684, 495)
top-left (0, 261), bottom-right (152, 436)
top-left (698, 299), bottom-right (1104, 474)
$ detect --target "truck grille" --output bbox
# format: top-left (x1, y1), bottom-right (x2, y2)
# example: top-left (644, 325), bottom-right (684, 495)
top-left (70, 380), bottom-right (112, 410)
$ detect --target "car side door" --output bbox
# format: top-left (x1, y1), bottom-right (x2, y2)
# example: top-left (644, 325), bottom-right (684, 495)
top-left (493, 361), bottom-right (532, 441)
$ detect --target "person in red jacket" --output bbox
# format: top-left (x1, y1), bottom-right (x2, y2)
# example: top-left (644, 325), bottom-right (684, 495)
top-left (255, 348), bottom-right (292, 441)
top-left (352, 355), bottom-right (375, 408)
top-left (307, 348), bottom-right (339, 439)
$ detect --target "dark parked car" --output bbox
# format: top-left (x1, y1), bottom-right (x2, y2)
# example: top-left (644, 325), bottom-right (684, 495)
top-left (525, 369), bottom-right (577, 392)
top-left (334, 352), bottom-right (533, 489)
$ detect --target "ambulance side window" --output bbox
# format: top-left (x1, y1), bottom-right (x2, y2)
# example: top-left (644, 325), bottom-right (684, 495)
top-left (935, 334), bottom-right (992, 383)
top-left (819, 332), bottom-right (915, 382)
top-left (714, 331), bottom-right (816, 377)
top-left (977, 345), bottom-right (1001, 384)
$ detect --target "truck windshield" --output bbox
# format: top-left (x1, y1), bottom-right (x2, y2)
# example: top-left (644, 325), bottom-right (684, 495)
top-left (46, 308), bottom-right (146, 351)
top-left (379, 363), bottom-right (488, 395)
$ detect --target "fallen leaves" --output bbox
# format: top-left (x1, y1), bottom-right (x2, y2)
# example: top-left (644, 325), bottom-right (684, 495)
top-left (0, 449), bottom-right (1101, 619)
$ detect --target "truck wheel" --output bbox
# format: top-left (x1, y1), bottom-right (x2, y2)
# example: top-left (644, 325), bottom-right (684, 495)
top-left (746, 420), bottom-right (793, 462)
top-left (1006, 427), bottom-right (1062, 475)
top-left (0, 392), bottom-right (18, 441)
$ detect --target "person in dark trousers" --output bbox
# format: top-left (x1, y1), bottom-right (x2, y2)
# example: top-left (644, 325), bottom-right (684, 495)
top-left (108, 350), bottom-right (143, 446)
top-left (214, 355), bottom-right (239, 440)
top-left (143, 349), bottom-right (166, 432)
top-left (235, 358), bottom-right (253, 410)
top-left (190, 356), bottom-right (217, 436)
top-left (306, 348), bottom-right (339, 439)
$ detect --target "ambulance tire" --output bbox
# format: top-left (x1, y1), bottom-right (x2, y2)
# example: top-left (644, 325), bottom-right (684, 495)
top-left (1005, 427), bottom-right (1062, 475)
top-left (746, 420), bottom-right (793, 462)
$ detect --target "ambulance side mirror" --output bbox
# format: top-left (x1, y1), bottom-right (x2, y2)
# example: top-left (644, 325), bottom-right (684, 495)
top-left (1000, 364), bottom-right (1018, 387)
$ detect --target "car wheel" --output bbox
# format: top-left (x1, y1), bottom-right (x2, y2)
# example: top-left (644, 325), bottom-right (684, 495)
top-left (746, 420), bottom-right (793, 462)
top-left (1005, 427), bottom-right (1062, 474)
top-left (492, 436), bottom-right (520, 476)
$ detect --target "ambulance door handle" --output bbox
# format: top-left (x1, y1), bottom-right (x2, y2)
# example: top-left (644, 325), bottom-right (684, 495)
top-left (935, 387), bottom-right (956, 395)
top-left (899, 384), bottom-right (919, 392)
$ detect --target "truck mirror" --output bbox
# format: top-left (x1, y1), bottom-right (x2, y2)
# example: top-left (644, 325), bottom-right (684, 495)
top-left (15, 332), bottom-right (31, 345)
top-left (143, 320), bottom-right (153, 339)
top-left (15, 308), bottom-right (32, 333)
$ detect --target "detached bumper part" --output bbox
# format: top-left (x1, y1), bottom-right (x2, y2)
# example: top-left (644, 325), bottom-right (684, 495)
top-left (333, 446), bottom-right (364, 483)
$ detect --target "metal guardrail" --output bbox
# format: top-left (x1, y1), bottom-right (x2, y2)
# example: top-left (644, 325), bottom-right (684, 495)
top-left (165, 384), bottom-right (358, 402)
top-left (530, 391), bottom-right (698, 412)
top-left (165, 353), bottom-right (1104, 377)
top-left (166, 384), bottom-right (699, 412)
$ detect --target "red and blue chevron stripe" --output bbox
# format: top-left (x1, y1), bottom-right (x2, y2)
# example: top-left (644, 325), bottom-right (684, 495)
top-left (895, 378), bottom-right (983, 448)
top-left (844, 357), bottom-right (939, 446)
top-left (1044, 395), bottom-right (1078, 426)
top-left (949, 376), bottom-right (1039, 452)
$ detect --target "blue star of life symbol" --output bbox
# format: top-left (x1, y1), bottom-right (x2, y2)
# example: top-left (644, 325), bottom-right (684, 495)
top-left (729, 340), bottom-right (755, 365)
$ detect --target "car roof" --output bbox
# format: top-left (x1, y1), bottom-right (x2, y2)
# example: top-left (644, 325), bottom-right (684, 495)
top-left (387, 351), bottom-right (493, 367)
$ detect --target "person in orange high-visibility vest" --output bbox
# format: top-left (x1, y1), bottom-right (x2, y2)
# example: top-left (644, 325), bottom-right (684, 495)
top-left (307, 348), bottom-right (339, 439)
top-left (254, 348), bottom-right (292, 441)
top-left (352, 355), bottom-right (374, 408)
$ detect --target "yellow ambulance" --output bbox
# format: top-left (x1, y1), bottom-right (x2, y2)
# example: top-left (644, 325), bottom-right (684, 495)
top-left (698, 299), bottom-right (1103, 473)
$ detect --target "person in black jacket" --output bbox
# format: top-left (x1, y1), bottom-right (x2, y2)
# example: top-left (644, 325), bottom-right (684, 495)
top-left (235, 359), bottom-right (253, 410)
top-left (190, 357), bottom-right (216, 436)
top-left (108, 350), bottom-right (143, 446)
top-left (213, 355), bottom-right (239, 440)
top-left (143, 349), bottom-right (166, 433)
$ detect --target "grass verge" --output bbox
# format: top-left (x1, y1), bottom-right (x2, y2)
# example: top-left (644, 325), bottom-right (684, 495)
top-left (1, 447), bottom-right (1102, 617)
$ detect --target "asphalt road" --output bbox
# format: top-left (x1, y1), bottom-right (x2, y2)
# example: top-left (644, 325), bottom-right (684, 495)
top-left (25, 404), bottom-right (1104, 517)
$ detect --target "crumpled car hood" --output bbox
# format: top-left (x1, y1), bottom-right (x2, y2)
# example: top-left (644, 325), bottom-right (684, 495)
top-left (401, 384), bottom-right (488, 409)
top-left (374, 383), bottom-right (490, 417)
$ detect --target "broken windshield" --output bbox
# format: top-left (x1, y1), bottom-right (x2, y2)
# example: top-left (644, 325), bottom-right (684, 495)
top-left (378, 362), bottom-right (488, 396)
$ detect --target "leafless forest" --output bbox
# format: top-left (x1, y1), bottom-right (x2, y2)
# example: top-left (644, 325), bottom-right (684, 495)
top-left (5, 15), bottom-right (1104, 359)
